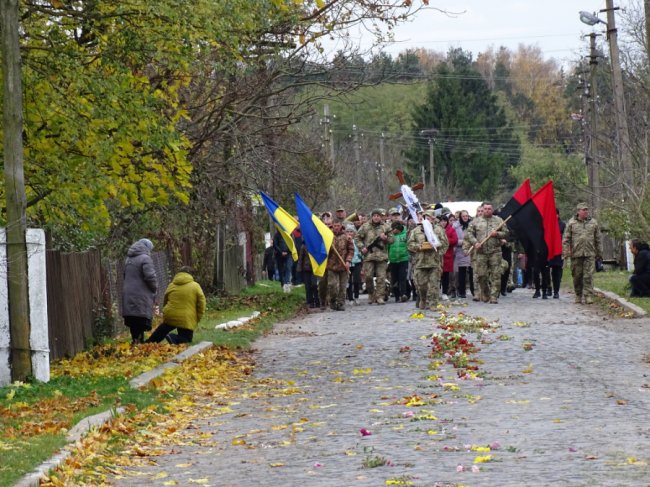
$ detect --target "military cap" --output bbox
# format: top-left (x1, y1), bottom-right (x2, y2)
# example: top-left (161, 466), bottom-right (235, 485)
top-left (336, 206), bottom-right (346, 212)
top-left (371, 208), bottom-right (384, 216)
top-left (576, 202), bottom-right (589, 210)
top-left (389, 207), bottom-right (401, 215)
top-left (422, 209), bottom-right (437, 219)
top-left (344, 224), bottom-right (356, 232)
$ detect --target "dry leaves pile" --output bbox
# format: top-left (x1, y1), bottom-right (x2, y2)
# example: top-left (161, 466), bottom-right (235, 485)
top-left (41, 347), bottom-right (252, 486)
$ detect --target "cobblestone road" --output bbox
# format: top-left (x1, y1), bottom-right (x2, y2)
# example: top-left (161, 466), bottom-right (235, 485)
top-left (113, 289), bottom-right (650, 487)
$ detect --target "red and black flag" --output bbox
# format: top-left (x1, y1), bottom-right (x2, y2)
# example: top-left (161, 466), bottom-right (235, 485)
top-left (499, 178), bottom-right (532, 219)
top-left (508, 180), bottom-right (562, 261)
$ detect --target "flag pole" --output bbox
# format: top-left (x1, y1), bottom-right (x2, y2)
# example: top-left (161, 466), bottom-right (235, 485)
top-left (470, 215), bottom-right (512, 253)
top-left (331, 245), bottom-right (351, 275)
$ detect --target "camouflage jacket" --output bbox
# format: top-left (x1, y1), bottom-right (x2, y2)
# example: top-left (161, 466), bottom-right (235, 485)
top-left (464, 216), bottom-right (508, 255)
top-left (354, 221), bottom-right (394, 262)
top-left (327, 232), bottom-right (354, 272)
top-left (562, 217), bottom-right (602, 258)
top-left (407, 223), bottom-right (448, 269)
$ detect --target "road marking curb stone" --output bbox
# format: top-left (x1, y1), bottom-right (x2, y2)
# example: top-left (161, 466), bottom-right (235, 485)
top-left (595, 287), bottom-right (647, 317)
top-left (13, 341), bottom-right (214, 486)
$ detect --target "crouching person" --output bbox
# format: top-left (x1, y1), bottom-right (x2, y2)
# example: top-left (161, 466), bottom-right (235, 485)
top-left (630, 239), bottom-right (650, 297)
top-left (147, 266), bottom-right (206, 344)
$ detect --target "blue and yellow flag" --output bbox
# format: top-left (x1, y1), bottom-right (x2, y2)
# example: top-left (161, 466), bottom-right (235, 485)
top-left (259, 191), bottom-right (298, 261)
top-left (294, 193), bottom-right (333, 277)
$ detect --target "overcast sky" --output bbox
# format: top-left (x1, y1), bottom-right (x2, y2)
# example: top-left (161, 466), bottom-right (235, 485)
top-left (325, 0), bottom-right (634, 67)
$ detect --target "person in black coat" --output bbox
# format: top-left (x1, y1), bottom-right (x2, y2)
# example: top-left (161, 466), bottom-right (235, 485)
top-left (629, 239), bottom-right (650, 297)
top-left (263, 245), bottom-right (276, 281)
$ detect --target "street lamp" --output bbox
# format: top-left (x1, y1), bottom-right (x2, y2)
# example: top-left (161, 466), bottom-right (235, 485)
top-left (579, 10), bottom-right (606, 26)
top-left (578, 2), bottom-right (633, 199)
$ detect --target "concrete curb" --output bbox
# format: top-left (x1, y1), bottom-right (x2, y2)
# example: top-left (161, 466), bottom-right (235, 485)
top-left (14, 341), bottom-right (214, 486)
top-left (595, 287), bottom-right (648, 317)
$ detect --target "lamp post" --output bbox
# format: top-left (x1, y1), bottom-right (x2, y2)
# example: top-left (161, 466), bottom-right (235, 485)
top-left (579, 2), bottom-right (633, 199)
top-left (419, 128), bottom-right (438, 201)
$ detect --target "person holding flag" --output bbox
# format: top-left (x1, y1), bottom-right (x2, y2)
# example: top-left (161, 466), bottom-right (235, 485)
top-left (260, 191), bottom-right (299, 293)
top-left (327, 222), bottom-right (354, 311)
top-left (465, 202), bottom-right (509, 304)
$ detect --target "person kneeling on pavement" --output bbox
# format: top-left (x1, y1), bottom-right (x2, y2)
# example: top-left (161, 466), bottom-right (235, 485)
top-left (147, 266), bottom-right (206, 344)
top-left (629, 239), bottom-right (650, 297)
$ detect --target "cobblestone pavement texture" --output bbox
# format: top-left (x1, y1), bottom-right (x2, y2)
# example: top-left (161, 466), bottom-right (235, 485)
top-left (111, 289), bottom-right (650, 487)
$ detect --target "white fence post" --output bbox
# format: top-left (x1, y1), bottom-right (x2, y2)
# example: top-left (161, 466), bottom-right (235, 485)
top-left (0, 228), bottom-right (49, 386)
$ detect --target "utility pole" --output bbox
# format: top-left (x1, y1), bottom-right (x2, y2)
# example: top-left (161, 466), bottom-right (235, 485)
top-left (645, 0), bottom-right (650, 56)
top-left (419, 128), bottom-right (438, 202)
top-left (378, 133), bottom-right (385, 197)
top-left (1, 0), bottom-right (32, 380)
top-left (352, 124), bottom-right (361, 185)
top-left (587, 32), bottom-right (601, 215)
top-left (322, 104), bottom-right (335, 164)
top-left (604, 0), bottom-right (634, 198)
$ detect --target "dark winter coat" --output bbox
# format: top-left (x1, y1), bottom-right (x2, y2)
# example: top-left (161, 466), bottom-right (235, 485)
top-left (634, 243), bottom-right (650, 277)
top-left (122, 239), bottom-right (158, 319)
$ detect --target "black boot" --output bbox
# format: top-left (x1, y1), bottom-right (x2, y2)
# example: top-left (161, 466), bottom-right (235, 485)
top-left (542, 290), bottom-right (548, 299)
top-left (532, 290), bottom-right (540, 298)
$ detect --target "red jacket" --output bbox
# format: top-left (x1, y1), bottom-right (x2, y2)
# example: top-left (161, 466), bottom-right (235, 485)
top-left (443, 224), bottom-right (458, 273)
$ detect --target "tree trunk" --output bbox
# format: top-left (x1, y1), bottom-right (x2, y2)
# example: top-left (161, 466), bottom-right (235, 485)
top-left (1, 0), bottom-right (32, 381)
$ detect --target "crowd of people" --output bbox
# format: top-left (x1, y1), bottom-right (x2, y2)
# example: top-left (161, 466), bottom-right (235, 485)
top-left (264, 201), bottom-right (618, 311)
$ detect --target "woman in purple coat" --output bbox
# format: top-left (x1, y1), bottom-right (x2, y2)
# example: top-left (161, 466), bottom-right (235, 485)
top-left (122, 238), bottom-right (158, 344)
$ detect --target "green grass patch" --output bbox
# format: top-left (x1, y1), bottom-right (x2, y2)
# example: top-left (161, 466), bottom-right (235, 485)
top-left (0, 280), bottom-right (305, 485)
top-left (594, 270), bottom-right (650, 314)
top-left (193, 280), bottom-right (305, 348)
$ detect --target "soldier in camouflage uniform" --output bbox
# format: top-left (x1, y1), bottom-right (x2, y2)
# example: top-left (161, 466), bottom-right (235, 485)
top-left (464, 202), bottom-right (508, 304)
top-left (407, 210), bottom-right (448, 310)
top-left (354, 209), bottom-right (394, 304)
top-left (326, 222), bottom-right (354, 311)
top-left (562, 202), bottom-right (602, 304)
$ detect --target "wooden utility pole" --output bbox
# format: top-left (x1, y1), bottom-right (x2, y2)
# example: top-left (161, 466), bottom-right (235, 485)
top-left (587, 33), bottom-right (601, 215)
top-left (645, 0), bottom-right (650, 56)
top-left (1, 0), bottom-right (32, 380)
top-left (419, 128), bottom-right (438, 202)
top-left (352, 124), bottom-right (361, 185)
top-left (378, 133), bottom-right (385, 197)
top-left (323, 105), bottom-right (335, 164)
top-left (605, 0), bottom-right (634, 197)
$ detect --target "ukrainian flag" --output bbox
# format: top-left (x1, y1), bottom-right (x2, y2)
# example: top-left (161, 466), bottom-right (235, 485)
top-left (259, 191), bottom-right (298, 261)
top-left (294, 193), bottom-right (333, 277)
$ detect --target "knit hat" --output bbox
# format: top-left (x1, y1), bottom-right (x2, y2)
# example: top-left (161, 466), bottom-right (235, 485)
top-left (345, 224), bottom-right (356, 232)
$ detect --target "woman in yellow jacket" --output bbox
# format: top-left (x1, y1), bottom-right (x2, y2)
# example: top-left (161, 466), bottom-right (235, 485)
top-left (147, 266), bottom-right (206, 344)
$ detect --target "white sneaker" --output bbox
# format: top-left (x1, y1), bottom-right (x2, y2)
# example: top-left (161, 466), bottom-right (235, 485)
top-left (353, 298), bottom-right (359, 305)
top-left (441, 294), bottom-right (450, 301)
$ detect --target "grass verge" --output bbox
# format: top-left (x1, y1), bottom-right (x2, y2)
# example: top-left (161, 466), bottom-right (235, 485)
top-left (0, 280), bottom-right (304, 487)
top-left (594, 270), bottom-right (650, 314)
